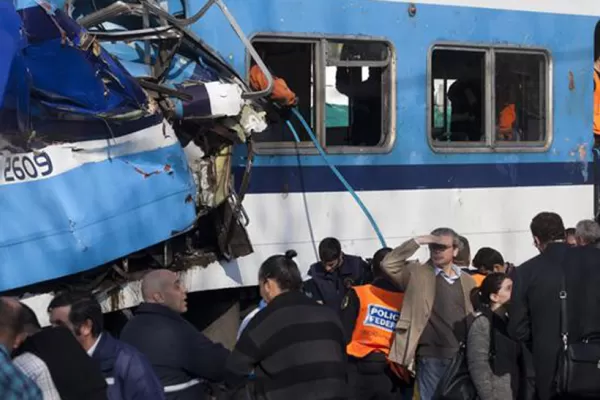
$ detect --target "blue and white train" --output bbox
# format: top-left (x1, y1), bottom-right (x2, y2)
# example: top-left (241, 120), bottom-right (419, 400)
top-left (7, 0), bottom-right (599, 323)
top-left (191, 0), bottom-right (599, 288)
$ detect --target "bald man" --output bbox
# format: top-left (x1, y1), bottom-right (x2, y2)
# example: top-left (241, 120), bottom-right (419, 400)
top-left (120, 270), bottom-right (230, 400)
top-left (0, 297), bottom-right (42, 400)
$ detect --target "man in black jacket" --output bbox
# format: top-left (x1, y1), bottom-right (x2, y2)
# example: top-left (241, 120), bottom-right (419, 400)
top-left (13, 302), bottom-right (107, 400)
top-left (508, 212), bottom-right (600, 400)
top-left (303, 237), bottom-right (372, 310)
top-left (120, 269), bottom-right (230, 400)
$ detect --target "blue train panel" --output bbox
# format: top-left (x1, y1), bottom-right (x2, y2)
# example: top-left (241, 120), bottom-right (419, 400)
top-left (0, 0), bottom-right (197, 291)
top-left (190, 0), bottom-right (598, 193)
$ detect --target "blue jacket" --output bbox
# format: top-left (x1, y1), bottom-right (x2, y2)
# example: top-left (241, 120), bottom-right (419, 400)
top-left (304, 253), bottom-right (372, 310)
top-left (92, 332), bottom-right (165, 400)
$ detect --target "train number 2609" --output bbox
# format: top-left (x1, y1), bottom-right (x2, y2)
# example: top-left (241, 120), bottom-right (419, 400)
top-left (3, 152), bottom-right (54, 182)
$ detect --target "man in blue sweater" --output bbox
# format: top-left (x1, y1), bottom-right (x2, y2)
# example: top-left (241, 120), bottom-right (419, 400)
top-left (48, 291), bottom-right (165, 400)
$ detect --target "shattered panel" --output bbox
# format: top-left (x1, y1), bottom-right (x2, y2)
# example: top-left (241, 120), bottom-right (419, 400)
top-left (0, 0), bottom-right (270, 293)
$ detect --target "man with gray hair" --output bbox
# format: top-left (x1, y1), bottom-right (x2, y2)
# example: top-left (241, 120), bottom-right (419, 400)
top-left (379, 228), bottom-right (476, 400)
top-left (575, 219), bottom-right (600, 247)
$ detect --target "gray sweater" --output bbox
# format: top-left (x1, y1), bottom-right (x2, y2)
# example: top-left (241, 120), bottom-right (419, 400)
top-left (467, 314), bottom-right (513, 400)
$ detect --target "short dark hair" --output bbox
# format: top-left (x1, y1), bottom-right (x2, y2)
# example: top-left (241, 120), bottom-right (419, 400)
top-left (530, 212), bottom-right (565, 244)
top-left (318, 237), bottom-right (342, 263)
top-left (20, 302), bottom-right (41, 334)
top-left (371, 247), bottom-right (392, 278)
top-left (259, 250), bottom-right (303, 291)
top-left (472, 247), bottom-right (505, 273)
top-left (48, 291), bottom-right (103, 338)
top-left (0, 298), bottom-right (24, 340)
top-left (565, 228), bottom-right (576, 237)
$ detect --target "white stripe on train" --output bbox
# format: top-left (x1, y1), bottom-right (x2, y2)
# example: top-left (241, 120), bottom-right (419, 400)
top-left (0, 119), bottom-right (179, 186)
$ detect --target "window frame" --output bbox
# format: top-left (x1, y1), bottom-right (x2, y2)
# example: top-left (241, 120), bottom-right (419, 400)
top-left (426, 42), bottom-right (553, 154)
top-left (246, 33), bottom-right (396, 155)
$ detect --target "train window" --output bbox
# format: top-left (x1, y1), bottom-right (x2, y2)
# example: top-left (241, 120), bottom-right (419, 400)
top-left (428, 45), bottom-right (550, 152)
top-left (248, 36), bottom-right (394, 153)
top-left (431, 49), bottom-right (486, 144)
top-left (251, 40), bottom-right (316, 145)
top-left (324, 40), bottom-right (391, 147)
top-left (494, 52), bottom-right (548, 144)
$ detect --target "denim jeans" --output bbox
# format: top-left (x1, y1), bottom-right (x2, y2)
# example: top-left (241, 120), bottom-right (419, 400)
top-left (416, 357), bottom-right (452, 400)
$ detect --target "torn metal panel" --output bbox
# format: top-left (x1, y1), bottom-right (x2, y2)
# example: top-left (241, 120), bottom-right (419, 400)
top-left (0, 0), bottom-right (198, 292)
top-left (0, 0), bottom-right (273, 295)
top-left (0, 121), bottom-right (197, 292)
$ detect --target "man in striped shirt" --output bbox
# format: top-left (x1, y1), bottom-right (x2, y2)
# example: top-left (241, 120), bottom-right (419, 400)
top-left (0, 297), bottom-right (42, 400)
top-left (225, 250), bottom-right (348, 400)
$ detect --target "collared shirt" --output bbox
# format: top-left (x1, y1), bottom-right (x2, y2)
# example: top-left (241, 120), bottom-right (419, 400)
top-left (237, 300), bottom-right (267, 340)
top-left (0, 345), bottom-right (43, 400)
top-left (434, 264), bottom-right (462, 284)
top-left (13, 353), bottom-right (61, 400)
top-left (87, 334), bottom-right (102, 357)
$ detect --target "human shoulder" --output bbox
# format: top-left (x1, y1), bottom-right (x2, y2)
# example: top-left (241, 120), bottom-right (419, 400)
top-left (514, 253), bottom-right (545, 278)
top-left (460, 270), bottom-right (476, 287)
top-left (115, 338), bottom-right (153, 370)
top-left (408, 261), bottom-right (434, 280)
top-left (471, 313), bottom-right (491, 330)
top-left (13, 352), bottom-right (47, 378)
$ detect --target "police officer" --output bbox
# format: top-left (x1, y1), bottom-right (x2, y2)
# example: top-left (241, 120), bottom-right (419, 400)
top-left (340, 247), bottom-right (408, 400)
top-left (303, 237), bottom-right (372, 310)
top-left (470, 247), bottom-right (506, 286)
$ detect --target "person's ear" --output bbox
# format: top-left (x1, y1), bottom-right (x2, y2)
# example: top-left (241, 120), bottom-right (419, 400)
top-left (452, 247), bottom-right (459, 258)
top-left (490, 292), bottom-right (499, 304)
top-left (78, 319), bottom-right (93, 338)
top-left (152, 292), bottom-right (164, 304)
top-left (13, 332), bottom-right (27, 351)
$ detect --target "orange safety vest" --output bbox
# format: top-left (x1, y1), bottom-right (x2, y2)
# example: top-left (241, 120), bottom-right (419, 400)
top-left (498, 103), bottom-right (516, 140)
top-left (347, 285), bottom-right (404, 358)
top-left (594, 72), bottom-right (600, 135)
top-left (472, 273), bottom-right (486, 287)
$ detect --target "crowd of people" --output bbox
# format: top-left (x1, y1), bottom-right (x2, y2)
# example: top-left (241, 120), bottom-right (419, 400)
top-left (2, 212), bottom-right (600, 400)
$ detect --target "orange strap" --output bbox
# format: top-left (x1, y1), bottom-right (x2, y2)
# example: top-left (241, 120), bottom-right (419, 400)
top-left (249, 65), bottom-right (297, 107)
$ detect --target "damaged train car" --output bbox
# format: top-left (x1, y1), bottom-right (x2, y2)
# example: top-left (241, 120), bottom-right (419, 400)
top-left (0, 0), bottom-right (273, 311)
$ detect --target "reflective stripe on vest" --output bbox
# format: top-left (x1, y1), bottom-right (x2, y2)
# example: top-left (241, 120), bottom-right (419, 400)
top-left (164, 379), bottom-right (201, 393)
top-left (346, 284), bottom-right (404, 359)
top-left (594, 72), bottom-right (600, 135)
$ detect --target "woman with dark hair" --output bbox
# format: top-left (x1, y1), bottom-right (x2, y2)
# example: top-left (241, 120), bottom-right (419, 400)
top-left (225, 250), bottom-right (348, 400)
top-left (467, 273), bottom-right (520, 400)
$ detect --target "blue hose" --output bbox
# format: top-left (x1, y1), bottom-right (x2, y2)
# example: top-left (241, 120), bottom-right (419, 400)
top-left (285, 108), bottom-right (387, 248)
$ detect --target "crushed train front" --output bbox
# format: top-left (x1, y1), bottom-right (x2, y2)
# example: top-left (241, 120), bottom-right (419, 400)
top-left (0, 0), bottom-right (270, 294)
